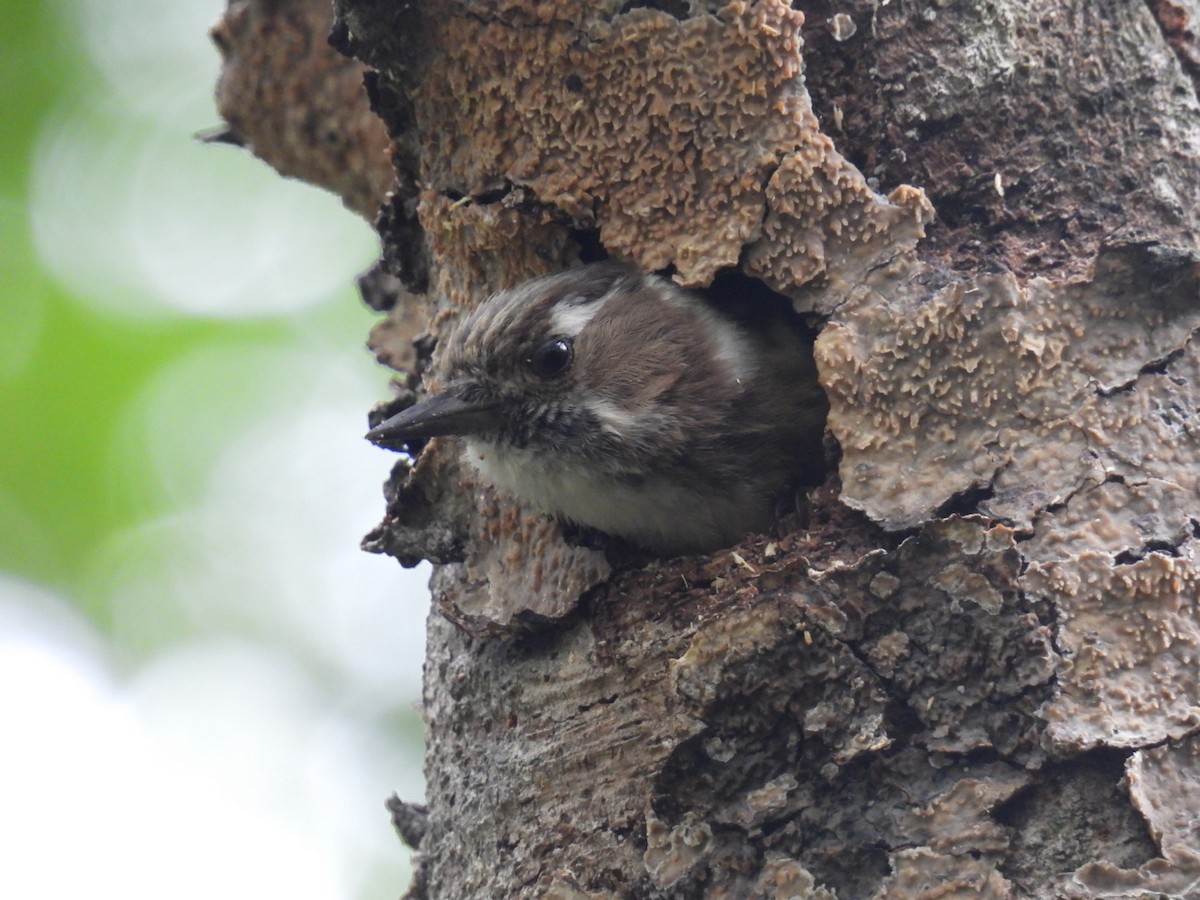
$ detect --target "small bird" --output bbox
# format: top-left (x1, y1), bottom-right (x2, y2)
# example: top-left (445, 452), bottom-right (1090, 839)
top-left (366, 262), bottom-right (828, 555)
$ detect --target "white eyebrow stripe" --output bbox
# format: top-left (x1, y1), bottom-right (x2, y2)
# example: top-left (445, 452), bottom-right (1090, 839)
top-left (550, 289), bottom-right (619, 337)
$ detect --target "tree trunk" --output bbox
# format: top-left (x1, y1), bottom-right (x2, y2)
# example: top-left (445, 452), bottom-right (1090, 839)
top-left (214, 1), bottom-right (1200, 897)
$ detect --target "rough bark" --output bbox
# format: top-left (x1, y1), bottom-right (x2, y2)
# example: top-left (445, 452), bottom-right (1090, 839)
top-left (214, 1), bottom-right (1200, 897)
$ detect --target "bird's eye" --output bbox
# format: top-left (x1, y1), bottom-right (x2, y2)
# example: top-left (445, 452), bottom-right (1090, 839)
top-left (527, 337), bottom-right (573, 379)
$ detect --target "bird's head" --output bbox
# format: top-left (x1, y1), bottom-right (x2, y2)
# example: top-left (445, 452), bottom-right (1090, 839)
top-left (366, 262), bottom-right (743, 468)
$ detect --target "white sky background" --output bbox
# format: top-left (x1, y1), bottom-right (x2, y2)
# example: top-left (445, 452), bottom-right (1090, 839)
top-left (1, 1), bottom-right (430, 897)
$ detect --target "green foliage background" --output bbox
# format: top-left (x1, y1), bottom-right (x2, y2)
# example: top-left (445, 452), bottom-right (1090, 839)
top-left (0, 2), bottom-right (375, 613)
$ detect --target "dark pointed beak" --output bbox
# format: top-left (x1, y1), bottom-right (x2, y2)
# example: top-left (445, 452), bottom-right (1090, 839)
top-left (365, 387), bottom-right (502, 447)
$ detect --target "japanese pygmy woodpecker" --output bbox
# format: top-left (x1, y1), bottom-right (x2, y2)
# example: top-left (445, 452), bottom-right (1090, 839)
top-left (367, 262), bottom-right (828, 554)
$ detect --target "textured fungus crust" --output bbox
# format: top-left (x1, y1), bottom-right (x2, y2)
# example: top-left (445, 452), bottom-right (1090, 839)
top-left (817, 245), bottom-right (1200, 893)
top-left (1073, 735), bottom-right (1200, 894)
top-left (818, 248), bottom-right (1200, 534)
top-left (450, 488), bottom-right (612, 630)
top-left (1126, 738), bottom-right (1200, 870)
top-left (749, 858), bottom-right (835, 900)
top-left (874, 847), bottom-right (1015, 899)
top-left (746, 166), bottom-right (932, 310)
top-left (212, 0), bottom-right (393, 219)
top-left (392, 0), bottom-right (930, 287)
top-left (1026, 545), bottom-right (1200, 752)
